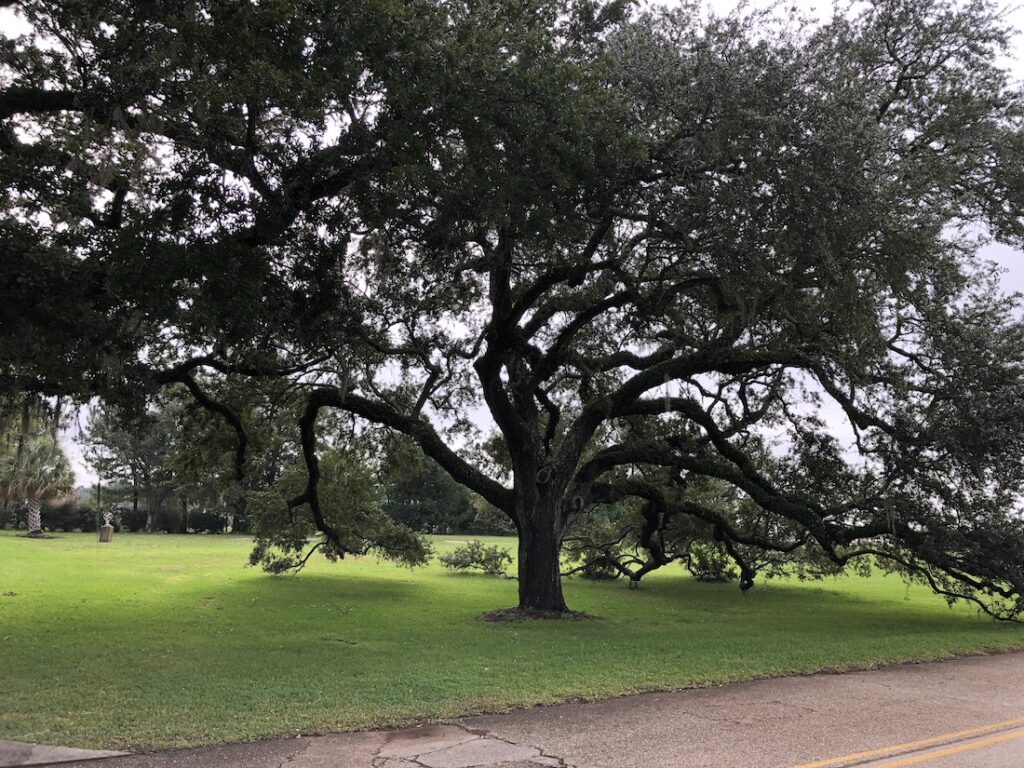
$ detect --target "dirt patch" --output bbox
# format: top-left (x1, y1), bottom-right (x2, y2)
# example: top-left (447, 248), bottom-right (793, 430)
top-left (481, 607), bottom-right (600, 622)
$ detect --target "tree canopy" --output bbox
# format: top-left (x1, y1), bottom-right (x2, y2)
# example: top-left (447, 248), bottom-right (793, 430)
top-left (2, 0), bottom-right (1024, 616)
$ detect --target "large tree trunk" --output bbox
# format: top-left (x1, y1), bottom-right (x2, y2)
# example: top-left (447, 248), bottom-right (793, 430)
top-left (484, 350), bottom-right (573, 612)
top-left (515, 491), bottom-right (568, 612)
top-left (26, 498), bottom-right (42, 538)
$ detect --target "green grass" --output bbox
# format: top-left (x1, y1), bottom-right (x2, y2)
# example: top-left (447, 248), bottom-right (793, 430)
top-left (1, 531), bottom-right (1022, 751)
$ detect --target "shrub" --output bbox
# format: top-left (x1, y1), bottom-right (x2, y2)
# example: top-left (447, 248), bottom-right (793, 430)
top-left (0, 501), bottom-right (23, 530)
top-left (229, 512), bottom-right (251, 533)
top-left (188, 509), bottom-right (226, 533)
top-left (439, 540), bottom-right (512, 576)
top-left (118, 507), bottom-right (149, 532)
top-left (77, 506), bottom-right (99, 532)
top-left (41, 502), bottom-right (98, 532)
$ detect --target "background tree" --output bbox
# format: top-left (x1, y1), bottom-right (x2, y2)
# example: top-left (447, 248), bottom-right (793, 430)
top-left (380, 436), bottom-right (478, 534)
top-left (0, 437), bottom-right (74, 536)
top-left (86, 403), bottom-right (178, 531)
top-left (0, 393), bottom-right (70, 529)
top-left (3, 0), bottom-right (1024, 617)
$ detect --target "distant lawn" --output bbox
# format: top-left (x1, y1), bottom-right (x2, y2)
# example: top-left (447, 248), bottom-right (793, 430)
top-left (1, 531), bottom-right (1022, 751)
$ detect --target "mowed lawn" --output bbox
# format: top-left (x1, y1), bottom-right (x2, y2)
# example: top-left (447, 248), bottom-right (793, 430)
top-left (1, 532), bottom-right (1023, 751)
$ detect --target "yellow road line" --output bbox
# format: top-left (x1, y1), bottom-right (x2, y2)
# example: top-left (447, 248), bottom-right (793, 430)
top-left (791, 715), bottom-right (1024, 768)
top-left (870, 727), bottom-right (1024, 767)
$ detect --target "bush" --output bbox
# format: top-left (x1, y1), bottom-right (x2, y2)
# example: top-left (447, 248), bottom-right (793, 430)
top-left (118, 507), bottom-right (149, 532)
top-left (41, 502), bottom-right (98, 532)
top-left (78, 507), bottom-right (99, 532)
top-left (439, 540), bottom-right (512, 576)
top-left (0, 502), bottom-right (22, 530)
top-left (188, 509), bottom-right (226, 533)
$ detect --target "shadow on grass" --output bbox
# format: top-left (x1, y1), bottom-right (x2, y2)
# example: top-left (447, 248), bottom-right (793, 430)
top-left (437, 570), bottom-right (516, 579)
top-left (8, 557), bottom-right (1019, 645)
top-left (572, 573), bottom-right (1021, 635)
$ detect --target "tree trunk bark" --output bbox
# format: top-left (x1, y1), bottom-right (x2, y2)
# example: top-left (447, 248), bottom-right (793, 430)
top-left (516, 494), bottom-right (568, 612)
top-left (26, 498), bottom-right (42, 537)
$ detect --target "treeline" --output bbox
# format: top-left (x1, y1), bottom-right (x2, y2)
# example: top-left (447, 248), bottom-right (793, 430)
top-left (1, 385), bottom-right (514, 540)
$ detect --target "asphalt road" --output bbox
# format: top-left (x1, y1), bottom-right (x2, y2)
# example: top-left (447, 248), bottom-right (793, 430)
top-left (841, 722), bottom-right (1024, 768)
top-left (461, 650), bottom-right (1024, 767)
top-left (4, 651), bottom-right (1023, 767)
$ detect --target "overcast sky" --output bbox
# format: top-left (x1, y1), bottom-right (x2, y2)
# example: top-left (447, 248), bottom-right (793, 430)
top-left (3, 1), bottom-right (1023, 486)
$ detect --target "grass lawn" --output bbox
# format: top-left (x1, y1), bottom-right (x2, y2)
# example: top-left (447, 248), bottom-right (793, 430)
top-left (1, 531), bottom-right (1022, 751)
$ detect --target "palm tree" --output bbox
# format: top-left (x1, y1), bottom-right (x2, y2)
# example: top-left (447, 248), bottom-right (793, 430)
top-left (0, 439), bottom-right (75, 538)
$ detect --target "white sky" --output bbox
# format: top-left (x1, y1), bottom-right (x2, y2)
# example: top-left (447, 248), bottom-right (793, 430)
top-left (2, 2), bottom-right (1022, 485)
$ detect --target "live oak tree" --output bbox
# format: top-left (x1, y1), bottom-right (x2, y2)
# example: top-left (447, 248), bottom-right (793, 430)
top-left (3, 0), bottom-right (1024, 616)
